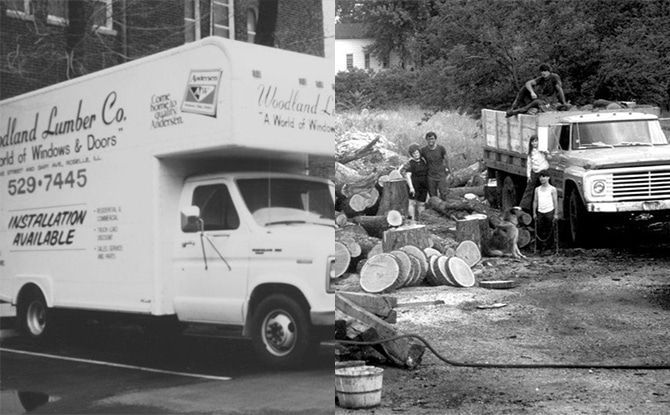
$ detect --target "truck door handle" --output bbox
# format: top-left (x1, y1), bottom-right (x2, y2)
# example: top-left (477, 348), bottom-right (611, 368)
top-left (182, 241), bottom-right (196, 247)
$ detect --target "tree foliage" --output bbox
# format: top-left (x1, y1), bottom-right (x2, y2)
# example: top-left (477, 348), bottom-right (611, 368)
top-left (336, 0), bottom-right (670, 111)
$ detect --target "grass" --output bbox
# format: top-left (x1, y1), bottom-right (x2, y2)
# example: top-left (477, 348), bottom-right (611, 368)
top-left (335, 106), bottom-right (484, 170)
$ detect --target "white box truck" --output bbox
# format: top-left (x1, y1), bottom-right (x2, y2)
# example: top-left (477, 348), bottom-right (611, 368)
top-left (0, 37), bottom-right (336, 367)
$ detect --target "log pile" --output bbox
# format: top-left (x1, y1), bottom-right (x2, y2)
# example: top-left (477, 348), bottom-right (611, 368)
top-left (335, 292), bottom-right (425, 369)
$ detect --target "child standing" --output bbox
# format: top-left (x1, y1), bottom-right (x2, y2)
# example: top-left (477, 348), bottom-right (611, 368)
top-left (520, 134), bottom-right (549, 212)
top-left (533, 170), bottom-right (558, 254)
top-left (400, 143), bottom-right (429, 220)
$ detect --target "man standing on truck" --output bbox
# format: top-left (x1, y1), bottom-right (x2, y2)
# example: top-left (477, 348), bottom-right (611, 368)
top-left (421, 131), bottom-right (450, 198)
top-left (507, 63), bottom-right (568, 117)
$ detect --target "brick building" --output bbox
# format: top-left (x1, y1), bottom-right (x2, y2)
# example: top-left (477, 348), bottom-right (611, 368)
top-left (0, 0), bottom-right (332, 99)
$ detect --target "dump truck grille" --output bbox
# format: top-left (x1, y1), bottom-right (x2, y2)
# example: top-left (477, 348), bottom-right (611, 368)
top-left (612, 170), bottom-right (670, 200)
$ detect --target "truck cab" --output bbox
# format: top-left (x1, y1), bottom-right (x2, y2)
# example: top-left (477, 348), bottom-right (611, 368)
top-left (542, 112), bottom-right (670, 244)
top-left (174, 172), bottom-right (335, 365)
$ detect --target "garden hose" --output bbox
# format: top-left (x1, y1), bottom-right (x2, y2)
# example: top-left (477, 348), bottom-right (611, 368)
top-left (337, 334), bottom-right (670, 370)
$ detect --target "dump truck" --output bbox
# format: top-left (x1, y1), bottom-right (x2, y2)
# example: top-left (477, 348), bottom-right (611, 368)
top-left (0, 37), bottom-right (335, 367)
top-left (482, 107), bottom-right (670, 245)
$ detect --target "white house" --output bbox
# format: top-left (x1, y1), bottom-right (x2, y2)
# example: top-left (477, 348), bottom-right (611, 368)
top-left (335, 23), bottom-right (404, 73)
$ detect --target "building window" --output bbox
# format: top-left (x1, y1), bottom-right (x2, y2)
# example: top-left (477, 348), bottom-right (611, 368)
top-left (5, 0), bottom-right (69, 26)
top-left (211, 0), bottom-right (235, 39)
top-left (246, 7), bottom-right (257, 43)
top-left (346, 53), bottom-right (353, 70)
top-left (184, 0), bottom-right (201, 42)
top-left (364, 53), bottom-right (370, 69)
top-left (91, 0), bottom-right (115, 34)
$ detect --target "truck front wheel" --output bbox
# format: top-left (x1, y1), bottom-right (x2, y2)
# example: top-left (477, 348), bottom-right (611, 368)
top-left (251, 294), bottom-right (314, 368)
top-left (567, 189), bottom-right (591, 246)
top-left (17, 289), bottom-right (50, 340)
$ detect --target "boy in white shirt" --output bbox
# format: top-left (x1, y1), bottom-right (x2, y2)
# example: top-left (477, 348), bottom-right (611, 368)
top-left (533, 170), bottom-right (558, 254)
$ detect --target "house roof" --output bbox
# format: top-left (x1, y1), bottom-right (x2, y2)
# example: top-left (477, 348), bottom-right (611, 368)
top-left (335, 23), bottom-right (372, 39)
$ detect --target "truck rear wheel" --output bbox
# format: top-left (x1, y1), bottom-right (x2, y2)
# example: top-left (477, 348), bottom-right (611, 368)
top-left (251, 294), bottom-right (313, 368)
top-left (17, 289), bottom-right (50, 340)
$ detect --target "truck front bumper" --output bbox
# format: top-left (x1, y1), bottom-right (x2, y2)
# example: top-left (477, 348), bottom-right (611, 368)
top-left (587, 199), bottom-right (670, 213)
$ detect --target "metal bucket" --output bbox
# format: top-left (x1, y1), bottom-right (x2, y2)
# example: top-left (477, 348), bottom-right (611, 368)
top-left (335, 365), bottom-right (384, 409)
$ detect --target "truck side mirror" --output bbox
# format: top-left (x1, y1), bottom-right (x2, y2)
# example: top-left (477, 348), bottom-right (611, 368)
top-left (181, 206), bottom-right (203, 232)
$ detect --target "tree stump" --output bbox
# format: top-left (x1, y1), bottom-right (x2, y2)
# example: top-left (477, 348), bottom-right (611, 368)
top-left (377, 178), bottom-right (409, 217)
top-left (456, 213), bottom-right (490, 247)
top-left (382, 224), bottom-right (432, 252)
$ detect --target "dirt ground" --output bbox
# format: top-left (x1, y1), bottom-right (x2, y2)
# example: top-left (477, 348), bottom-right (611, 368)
top-left (334, 236), bottom-right (670, 414)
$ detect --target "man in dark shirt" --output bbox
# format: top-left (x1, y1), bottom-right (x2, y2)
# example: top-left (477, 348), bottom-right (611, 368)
top-left (507, 63), bottom-right (568, 117)
top-left (420, 131), bottom-right (450, 198)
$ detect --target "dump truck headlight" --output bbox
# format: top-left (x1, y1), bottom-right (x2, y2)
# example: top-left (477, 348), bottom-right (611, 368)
top-left (592, 180), bottom-right (606, 195)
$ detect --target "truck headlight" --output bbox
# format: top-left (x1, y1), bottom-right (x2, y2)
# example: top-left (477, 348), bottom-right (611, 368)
top-left (592, 180), bottom-right (606, 195)
top-left (327, 256), bottom-right (336, 293)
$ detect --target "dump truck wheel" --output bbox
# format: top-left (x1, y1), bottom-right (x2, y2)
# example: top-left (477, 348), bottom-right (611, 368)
top-left (17, 289), bottom-right (50, 340)
top-left (567, 188), bottom-right (591, 246)
top-left (251, 294), bottom-right (312, 368)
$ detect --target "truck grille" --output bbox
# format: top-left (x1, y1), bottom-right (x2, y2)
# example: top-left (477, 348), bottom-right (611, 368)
top-left (612, 170), bottom-right (670, 200)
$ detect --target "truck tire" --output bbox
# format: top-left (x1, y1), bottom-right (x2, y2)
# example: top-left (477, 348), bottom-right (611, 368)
top-left (17, 289), bottom-right (51, 340)
top-left (567, 188), bottom-right (591, 246)
top-left (500, 176), bottom-right (519, 211)
top-left (251, 294), bottom-right (313, 368)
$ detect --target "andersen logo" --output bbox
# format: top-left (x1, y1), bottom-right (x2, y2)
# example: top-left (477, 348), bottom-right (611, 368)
top-left (182, 69), bottom-right (222, 117)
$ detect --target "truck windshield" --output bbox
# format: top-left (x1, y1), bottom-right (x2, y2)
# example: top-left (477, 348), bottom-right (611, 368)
top-left (574, 120), bottom-right (669, 149)
top-left (237, 178), bottom-right (335, 226)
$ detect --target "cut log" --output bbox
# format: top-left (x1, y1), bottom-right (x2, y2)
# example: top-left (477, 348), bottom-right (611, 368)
top-left (513, 209), bottom-right (533, 226)
top-left (434, 256), bottom-right (454, 286)
top-left (335, 212), bottom-right (348, 227)
top-left (338, 233), bottom-right (380, 259)
top-left (382, 224), bottom-right (432, 252)
top-left (335, 294), bottom-right (425, 368)
top-left (446, 161), bottom-right (484, 188)
top-left (334, 242), bottom-right (351, 278)
top-left (445, 256), bottom-right (476, 288)
top-left (351, 215), bottom-right (393, 239)
top-left (386, 210), bottom-right (404, 227)
top-left (399, 245), bottom-right (429, 283)
top-left (359, 253), bottom-right (401, 293)
top-left (337, 135), bottom-right (381, 164)
top-left (455, 240), bottom-right (482, 267)
top-left (343, 188), bottom-right (380, 217)
top-left (423, 247), bottom-right (442, 258)
top-left (426, 255), bottom-right (441, 286)
top-left (367, 242), bottom-right (383, 259)
top-left (389, 250), bottom-right (412, 289)
top-left (407, 255), bottom-right (422, 286)
top-left (517, 228), bottom-right (531, 248)
top-left (337, 292), bottom-right (398, 320)
top-left (426, 196), bottom-right (480, 215)
top-left (429, 234), bottom-right (460, 253)
top-left (377, 179), bottom-right (409, 217)
top-left (448, 186), bottom-right (485, 198)
top-left (338, 236), bottom-right (362, 258)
